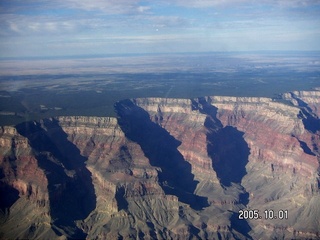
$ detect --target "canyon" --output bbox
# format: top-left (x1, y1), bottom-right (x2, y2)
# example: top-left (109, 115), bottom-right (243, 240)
top-left (0, 89), bottom-right (320, 239)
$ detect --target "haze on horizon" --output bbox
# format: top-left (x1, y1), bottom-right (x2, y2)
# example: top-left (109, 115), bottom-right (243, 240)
top-left (1, 0), bottom-right (320, 59)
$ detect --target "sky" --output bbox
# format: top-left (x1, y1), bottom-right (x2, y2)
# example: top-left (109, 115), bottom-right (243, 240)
top-left (0, 0), bottom-right (320, 58)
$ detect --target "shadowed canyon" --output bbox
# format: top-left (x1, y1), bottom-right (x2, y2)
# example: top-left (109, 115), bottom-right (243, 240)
top-left (1, 89), bottom-right (320, 239)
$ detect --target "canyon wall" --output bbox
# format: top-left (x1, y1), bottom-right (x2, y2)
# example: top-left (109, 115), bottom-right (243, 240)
top-left (0, 89), bottom-right (319, 239)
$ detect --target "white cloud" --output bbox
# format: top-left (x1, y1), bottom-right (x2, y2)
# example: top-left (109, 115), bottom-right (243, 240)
top-left (137, 6), bottom-right (151, 13)
top-left (0, 0), bottom-right (152, 15)
top-left (147, 16), bottom-right (190, 29)
top-left (0, 13), bottom-right (113, 36)
top-left (163, 0), bottom-right (320, 8)
top-left (8, 22), bottom-right (21, 33)
top-left (60, 0), bottom-right (152, 14)
top-left (172, 0), bottom-right (248, 8)
top-left (28, 22), bottom-right (41, 31)
top-left (270, 0), bottom-right (320, 7)
top-left (0, 0), bottom-right (319, 57)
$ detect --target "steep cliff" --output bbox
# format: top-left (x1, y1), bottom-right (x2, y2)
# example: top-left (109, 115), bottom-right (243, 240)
top-left (0, 89), bottom-right (319, 239)
top-left (207, 95), bottom-right (320, 239)
top-left (0, 126), bottom-right (56, 239)
top-left (129, 93), bottom-right (320, 239)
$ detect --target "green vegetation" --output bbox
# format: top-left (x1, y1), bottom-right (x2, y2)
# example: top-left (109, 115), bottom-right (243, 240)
top-left (1, 53), bottom-right (319, 126)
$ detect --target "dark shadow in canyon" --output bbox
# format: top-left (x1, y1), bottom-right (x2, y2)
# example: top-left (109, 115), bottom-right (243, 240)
top-left (0, 180), bottom-right (19, 212)
top-left (0, 155), bottom-right (20, 212)
top-left (188, 225), bottom-right (201, 238)
top-left (305, 115), bottom-right (320, 134)
top-left (16, 119), bottom-right (96, 239)
top-left (207, 126), bottom-right (250, 187)
top-left (193, 97), bottom-right (252, 239)
top-left (146, 221), bottom-right (157, 239)
top-left (115, 186), bottom-right (128, 211)
top-left (299, 109), bottom-right (320, 134)
top-left (230, 212), bottom-right (252, 240)
top-left (194, 97), bottom-right (250, 187)
top-left (115, 99), bottom-right (209, 211)
top-left (208, 125), bottom-right (252, 238)
top-left (296, 138), bottom-right (316, 156)
top-left (292, 94), bottom-right (320, 134)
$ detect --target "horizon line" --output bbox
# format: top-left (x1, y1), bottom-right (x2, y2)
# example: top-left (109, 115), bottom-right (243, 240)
top-left (1, 50), bottom-right (320, 61)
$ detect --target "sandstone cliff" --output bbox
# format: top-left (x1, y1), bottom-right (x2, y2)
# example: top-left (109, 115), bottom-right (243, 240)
top-left (0, 89), bottom-right (319, 239)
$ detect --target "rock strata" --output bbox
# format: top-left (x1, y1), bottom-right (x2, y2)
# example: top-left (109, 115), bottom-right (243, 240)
top-left (0, 89), bottom-right (320, 239)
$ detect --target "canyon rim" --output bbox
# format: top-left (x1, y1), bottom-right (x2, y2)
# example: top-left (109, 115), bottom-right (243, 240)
top-left (1, 89), bottom-right (320, 239)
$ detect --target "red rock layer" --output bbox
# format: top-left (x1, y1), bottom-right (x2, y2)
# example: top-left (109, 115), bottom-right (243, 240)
top-left (127, 93), bottom-right (320, 239)
top-left (0, 89), bottom-right (319, 239)
top-left (208, 95), bottom-right (320, 238)
top-left (0, 126), bottom-right (55, 239)
top-left (134, 98), bottom-right (218, 181)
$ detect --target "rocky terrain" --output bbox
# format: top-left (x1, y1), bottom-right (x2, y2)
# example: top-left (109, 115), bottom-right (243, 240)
top-left (0, 89), bottom-right (320, 239)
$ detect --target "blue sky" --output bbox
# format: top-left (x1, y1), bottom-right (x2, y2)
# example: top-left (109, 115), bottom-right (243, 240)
top-left (1, 0), bottom-right (320, 58)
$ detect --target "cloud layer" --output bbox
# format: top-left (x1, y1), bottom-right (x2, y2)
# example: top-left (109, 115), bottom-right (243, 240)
top-left (0, 0), bottom-right (320, 57)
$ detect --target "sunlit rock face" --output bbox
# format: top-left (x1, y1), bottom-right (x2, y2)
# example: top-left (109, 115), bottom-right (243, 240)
top-left (0, 89), bottom-right (319, 239)
top-left (283, 90), bottom-right (320, 116)
top-left (208, 95), bottom-right (320, 239)
top-left (0, 126), bottom-right (54, 239)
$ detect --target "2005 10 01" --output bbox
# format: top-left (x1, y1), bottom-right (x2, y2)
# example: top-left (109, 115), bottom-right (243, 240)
top-left (238, 209), bottom-right (288, 220)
